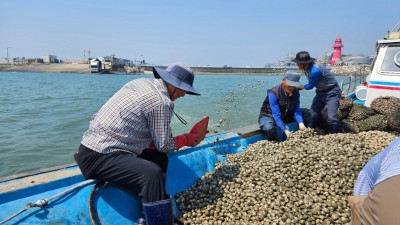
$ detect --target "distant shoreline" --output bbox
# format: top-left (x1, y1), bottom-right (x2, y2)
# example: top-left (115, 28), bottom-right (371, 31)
top-left (0, 63), bottom-right (370, 76)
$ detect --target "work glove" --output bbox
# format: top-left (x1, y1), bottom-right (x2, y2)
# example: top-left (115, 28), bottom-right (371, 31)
top-left (149, 116), bottom-right (209, 150)
top-left (284, 129), bottom-right (292, 138)
top-left (148, 133), bottom-right (198, 150)
top-left (173, 116), bottom-right (209, 150)
top-left (299, 123), bottom-right (306, 131)
top-left (189, 116), bottom-right (209, 144)
top-left (173, 133), bottom-right (194, 150)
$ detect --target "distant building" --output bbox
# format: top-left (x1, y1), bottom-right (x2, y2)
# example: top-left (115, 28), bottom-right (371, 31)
top-left (334, 54), bottom-right (372, 66)
top-left (104, 56), bottom-right (134, 67)
top-left (41, 55), bottom-right (58, 63)
top-left (28, 58), bottom-right (44, 63)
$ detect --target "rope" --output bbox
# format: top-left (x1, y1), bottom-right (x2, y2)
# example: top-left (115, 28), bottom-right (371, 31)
top-left (174, 111), bottom-right (187, 125)
top-left (0, 208), bottom-right (29, 224)
top-left (0, 179), bottom-right (96, 225)
top-left (88, 181), bottom-right (108, 225)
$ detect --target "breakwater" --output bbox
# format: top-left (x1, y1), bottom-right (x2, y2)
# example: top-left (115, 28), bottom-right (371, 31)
top-left (1, 64), bottom-right (370, 76)
top-left (192, 66), bottom-right (293, 74)
top-left (142, 65), bottom-right (296, 75)
top-left (143, 65), bottom-right (370, 76)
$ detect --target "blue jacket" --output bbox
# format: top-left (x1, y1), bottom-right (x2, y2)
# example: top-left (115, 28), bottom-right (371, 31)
top-left (304, 64), bottom-right (338, 91)
top-left (259, 84), bottom-right (303, 132)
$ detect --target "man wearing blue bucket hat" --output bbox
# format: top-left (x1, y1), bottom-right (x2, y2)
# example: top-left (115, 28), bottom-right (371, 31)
top-left (75, 62), bottom-right (208, 225)
top-left (258, 70), bottom-right (306, 141)
top-left (292, 51), bottom-right (342, 134)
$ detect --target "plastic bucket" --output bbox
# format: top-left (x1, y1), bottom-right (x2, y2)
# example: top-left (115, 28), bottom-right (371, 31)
top-left (355, 86), bottom-right (368, 100)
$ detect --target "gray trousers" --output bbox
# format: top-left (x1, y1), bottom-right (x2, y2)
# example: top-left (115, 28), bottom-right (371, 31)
top-left (309, 85), bottom-right (341, 133)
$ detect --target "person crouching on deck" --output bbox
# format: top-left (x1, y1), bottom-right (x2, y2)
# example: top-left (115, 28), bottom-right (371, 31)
top-left (258, 70), bottom-right (306, 141)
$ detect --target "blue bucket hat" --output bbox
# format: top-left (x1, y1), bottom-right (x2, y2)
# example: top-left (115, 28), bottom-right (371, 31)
top-left (153, 62), bottom-right (200, 95)
top-left (284, 70), bottom-right (301, 88)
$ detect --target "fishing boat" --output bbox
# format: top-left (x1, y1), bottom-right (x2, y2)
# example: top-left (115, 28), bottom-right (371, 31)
top-left (342, 21), bottom-right (400, 105)
top-left (0, 123), bottom-right (298, 225)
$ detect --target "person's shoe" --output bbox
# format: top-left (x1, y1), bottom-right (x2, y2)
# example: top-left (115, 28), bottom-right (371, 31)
top-left (330, 124), bottom-right (341, 134)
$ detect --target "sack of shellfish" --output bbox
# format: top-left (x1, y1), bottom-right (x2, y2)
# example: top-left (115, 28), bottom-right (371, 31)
top-left (387, 107), bottom-right (400, 132)
top-left (370, 96), bottom-right (400, 116)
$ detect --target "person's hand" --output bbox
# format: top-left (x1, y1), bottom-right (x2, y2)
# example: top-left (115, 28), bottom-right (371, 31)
top-left (299, 123), bottom-right (306, 130)
top-left (299, 84), bottom-right (304, 90)
top-left (284, 130), bottom-right (292, 138)
top-left (185, 133), bottom-right (200, 147)
top-left (189, 116), bottom-right (209, 146)
top-left (174, 116), bottom-right (210, 149)
top-left (174, 133), bottom-right (197, 149)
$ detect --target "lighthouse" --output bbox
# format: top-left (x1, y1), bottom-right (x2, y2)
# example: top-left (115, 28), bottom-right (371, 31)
top-left (330, 36), bottom-right (343, 65)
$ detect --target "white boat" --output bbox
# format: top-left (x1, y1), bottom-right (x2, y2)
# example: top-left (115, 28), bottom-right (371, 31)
top-left (344, 21), bottom-right (400, 105)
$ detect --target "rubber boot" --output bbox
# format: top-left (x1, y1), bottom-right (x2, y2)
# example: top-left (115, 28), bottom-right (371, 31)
top-left (142, 196), bottom-right (174, 225)
top-left (330, 123), bottom-right (341, 134)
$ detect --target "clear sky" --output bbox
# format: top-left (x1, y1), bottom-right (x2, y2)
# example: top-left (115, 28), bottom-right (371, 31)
top-left (0, 0), bottom-right (399, 67)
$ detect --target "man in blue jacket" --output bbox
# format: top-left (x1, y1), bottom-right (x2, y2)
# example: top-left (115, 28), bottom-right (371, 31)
top-left (292, 51), bottom-right (342, 133)
top-left (258, 70), bottom-right (306, 141)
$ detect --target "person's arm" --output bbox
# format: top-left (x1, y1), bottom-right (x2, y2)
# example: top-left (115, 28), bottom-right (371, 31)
top-left (353, 170), bottom-right (374, 196)
top-left (269, 93), bottom-right (286, 132)
top-left (304, 68), bottom-right (322, 90)
top-left (148, 103), bottom-right (176, 152)
top-left (353, 151), bottom-right (383, 196)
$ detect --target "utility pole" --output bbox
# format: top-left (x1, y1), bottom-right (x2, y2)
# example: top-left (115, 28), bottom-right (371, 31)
top-left (88, 49), bottom-right (91, 59)
top-left (84, 50), bottom-right (86, 62)
top-left (6, 47), bottom-right (10, 64)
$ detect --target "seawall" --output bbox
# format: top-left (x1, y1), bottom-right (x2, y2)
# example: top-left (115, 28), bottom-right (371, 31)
top-left (1, 63), bottom-right (370, 76)
top-left (143, 66), bottom-right (296, 75)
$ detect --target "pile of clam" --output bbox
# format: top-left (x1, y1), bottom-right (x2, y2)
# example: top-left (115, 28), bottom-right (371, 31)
top-left (315, 97), bottom-right (400, 134)
top-left (176, 129), bottom-right (397, 224)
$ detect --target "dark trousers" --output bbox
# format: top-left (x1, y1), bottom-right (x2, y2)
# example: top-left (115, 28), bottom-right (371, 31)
top-left (74, 144), bottom-right (168, 203)
top-left (309, 85), bottom-right (341, 133)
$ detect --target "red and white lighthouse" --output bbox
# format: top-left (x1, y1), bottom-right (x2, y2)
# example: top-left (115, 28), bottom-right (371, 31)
top-left (330, 36), bottom-right (343, 65)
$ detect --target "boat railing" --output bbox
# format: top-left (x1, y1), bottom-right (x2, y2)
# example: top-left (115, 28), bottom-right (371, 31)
top-left (340, 65), bottom-right (369, 96)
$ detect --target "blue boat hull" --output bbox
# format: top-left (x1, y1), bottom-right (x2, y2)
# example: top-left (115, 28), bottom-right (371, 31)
top-left (0, 124), bottom-right (297, 224)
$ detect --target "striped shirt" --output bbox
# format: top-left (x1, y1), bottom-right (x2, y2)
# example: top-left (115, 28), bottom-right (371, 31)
top-left (81, 78), bottom-right (176, 155)
top-left (353, 137), bottom-right (400, 195)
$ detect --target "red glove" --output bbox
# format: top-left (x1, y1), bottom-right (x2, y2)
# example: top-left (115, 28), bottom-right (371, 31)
top-left (173, 133), bottom-right (192, 150)
top-left (148, 134), bottom-right (195, 150)
top-left (173, 116), bottom-right (209, 149)
top-left (149, 116), bottom-right (209, 150)
top-left (148, 141), bottom-right (156, 149)
top-left (189, 116), bottom-right (209, 145)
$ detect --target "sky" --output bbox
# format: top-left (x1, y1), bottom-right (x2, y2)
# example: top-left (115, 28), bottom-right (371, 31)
top-left (0, 0), bottom-right (399, 67)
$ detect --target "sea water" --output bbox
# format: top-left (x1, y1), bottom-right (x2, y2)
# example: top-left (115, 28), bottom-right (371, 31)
top-left (0, 72), bottom-right (346, 177)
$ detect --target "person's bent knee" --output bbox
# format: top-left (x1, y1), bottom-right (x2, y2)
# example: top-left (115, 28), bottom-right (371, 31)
top-left (142, 165), bottom-right (165, 181)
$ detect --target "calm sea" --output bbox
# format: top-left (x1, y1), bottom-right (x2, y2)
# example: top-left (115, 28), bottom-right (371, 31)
top-left (0, 72), bottom-right (346, 177)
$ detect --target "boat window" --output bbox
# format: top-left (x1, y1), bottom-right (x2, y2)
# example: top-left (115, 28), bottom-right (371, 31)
top-left (380, 45), bottom-right (400, 73)
top-left (395, 51), bottom-right (400, 67)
